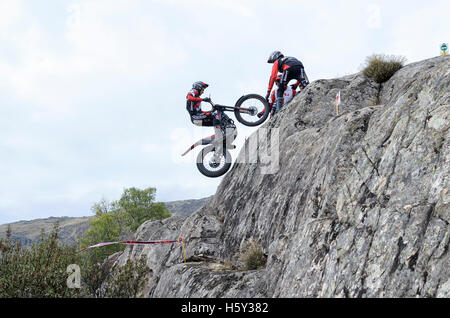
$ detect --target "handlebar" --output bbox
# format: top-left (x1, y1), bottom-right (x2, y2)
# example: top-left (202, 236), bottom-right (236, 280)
top-left (204, 95), bottom-right (215, 106)
top-left (204, 97), bottom-right (226, 110)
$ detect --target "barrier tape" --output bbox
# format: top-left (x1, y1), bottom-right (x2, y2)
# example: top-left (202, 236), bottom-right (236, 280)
top-left (79, 237), bottom-right (186, 263)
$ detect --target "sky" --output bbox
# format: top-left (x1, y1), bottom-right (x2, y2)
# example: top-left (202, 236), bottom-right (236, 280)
top-left (0, 0), bottom-right (448, 224)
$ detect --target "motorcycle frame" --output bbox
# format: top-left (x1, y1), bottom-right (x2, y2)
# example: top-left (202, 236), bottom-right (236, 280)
top-left (182, 102), bottom-right (238, 157)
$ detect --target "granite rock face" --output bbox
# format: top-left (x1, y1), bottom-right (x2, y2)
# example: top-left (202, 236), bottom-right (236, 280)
top-left (114, 56), bottom-right (449, 298)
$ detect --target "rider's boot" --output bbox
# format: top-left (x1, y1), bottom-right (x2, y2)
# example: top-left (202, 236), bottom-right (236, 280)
top-left (271, 97), bottom-right (283, 116)
top-left (301, 79), bottom-right (309, 89)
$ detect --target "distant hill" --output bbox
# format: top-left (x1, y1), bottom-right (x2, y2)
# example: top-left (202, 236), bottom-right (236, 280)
top-left (0, 196), bottom-right (212, 247)
top-left (163, 196), bottom-right (212, 217)
top-left (0, 216), bottom-right (91, 247)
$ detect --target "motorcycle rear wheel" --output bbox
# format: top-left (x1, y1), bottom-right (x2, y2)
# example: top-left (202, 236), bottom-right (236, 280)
top-left (196, 145), bottom-right (232, 178)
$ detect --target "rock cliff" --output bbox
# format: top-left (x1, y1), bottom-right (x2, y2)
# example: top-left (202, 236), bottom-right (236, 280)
top-left (115, 56), bottom-right (449, 297)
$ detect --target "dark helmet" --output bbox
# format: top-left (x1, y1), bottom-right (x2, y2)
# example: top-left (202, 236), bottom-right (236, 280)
top-left (267, 51), bottom-right (284, 63)
top-left (192, 81), bottom-right (209, 91)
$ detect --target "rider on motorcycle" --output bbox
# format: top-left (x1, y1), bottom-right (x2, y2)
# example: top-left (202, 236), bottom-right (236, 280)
top-left (265, 51), bottom-right (309, 115)
top-left (186, 81), bottom-right (236, 163)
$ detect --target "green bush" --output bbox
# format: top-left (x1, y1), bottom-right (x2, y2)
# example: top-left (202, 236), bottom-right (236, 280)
top-left (0, 223), bottom-right (83, 297)
top-left (0, 186), bottom-right (166, 298)
top-left (362, 54), bottom-right (406, 83)
top-left (239, 238), bottom-right (266, 270)
top-left (101, 256), bottom-right (150, 298)
top-left (0, 224), bottom-right (151, 298)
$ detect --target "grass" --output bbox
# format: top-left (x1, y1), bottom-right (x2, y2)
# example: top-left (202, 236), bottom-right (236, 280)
top-left (238, 238), bottom-right (266, 270)
top-left (362, 54), bottom-right (406, 83)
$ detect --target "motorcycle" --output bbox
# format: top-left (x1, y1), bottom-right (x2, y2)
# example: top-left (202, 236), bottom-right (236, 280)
top-left (182, 94), bottom-right (270, 178)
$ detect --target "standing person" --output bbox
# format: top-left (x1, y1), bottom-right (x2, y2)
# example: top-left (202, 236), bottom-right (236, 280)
top-left (258, 75), bottom-right (296, 118)
top-left (265, 51), bottom-right (309, 115)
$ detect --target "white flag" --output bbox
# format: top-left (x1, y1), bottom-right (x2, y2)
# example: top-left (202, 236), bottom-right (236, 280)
top-left (336, 91), bottom-right (341, 106)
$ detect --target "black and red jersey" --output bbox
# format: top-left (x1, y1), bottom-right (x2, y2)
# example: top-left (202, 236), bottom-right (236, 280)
top-left (186, 88), bottom-right (213, 116)
top-left (267, 56), bottom-right (304, 92)
top-left (186, 88), bottom-right (204, 115)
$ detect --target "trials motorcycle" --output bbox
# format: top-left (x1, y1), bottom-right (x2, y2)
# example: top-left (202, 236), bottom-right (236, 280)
top-left (182, 94), bottom-right (269, 178)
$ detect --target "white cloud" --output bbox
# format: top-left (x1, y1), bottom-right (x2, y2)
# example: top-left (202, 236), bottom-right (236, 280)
top-left (387, 4), bottom-right (449, 62)
top-left (1, 0), bottom-right (186, 114)
top-left (0, 0), bottom-right (24, 32)
top-left (367, 4), bottom-right (382, 29)
top-left (65, 0), bottom-right (183, 74)
top-left (207, 0), bottom-right (256, 18)
top-left (151, 0), bottom-right (256, 17)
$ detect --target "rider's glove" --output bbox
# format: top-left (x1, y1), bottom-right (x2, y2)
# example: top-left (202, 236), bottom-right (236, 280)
top-left (202, 97), bottom-right (211, 102)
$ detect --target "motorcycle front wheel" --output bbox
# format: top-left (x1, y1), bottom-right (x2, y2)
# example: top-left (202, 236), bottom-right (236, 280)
top-left (196, 145), bottom-right (232, 178)
top-left (234, 94), bottom-right (270, 127)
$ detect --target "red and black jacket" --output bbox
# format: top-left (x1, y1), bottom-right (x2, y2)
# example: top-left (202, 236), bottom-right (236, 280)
top-left (186, 88), bottom-right (204, 115)
top-left (267, 57), bottom-right (304, 93)
top-left (186, 89), bottom-right (213, 116)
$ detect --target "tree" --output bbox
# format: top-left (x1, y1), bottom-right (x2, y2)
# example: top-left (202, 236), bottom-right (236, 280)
top-left (79, 202), bottom-right (125, 265)
top-left (78, 187), bottom-right (168, 296)
top-left (79, 187), bottom-right (171, 264)
top-left (117, 187), bottom-right (171, 231)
